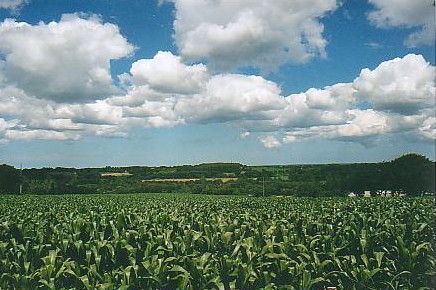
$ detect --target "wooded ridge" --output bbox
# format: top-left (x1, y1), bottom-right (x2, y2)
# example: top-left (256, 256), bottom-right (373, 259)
top-left (0, 153), bottom-right (434, 196)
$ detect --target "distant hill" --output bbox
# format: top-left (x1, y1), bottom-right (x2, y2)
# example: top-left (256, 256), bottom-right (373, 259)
top-left (0, 153), bottom-right (434, 196)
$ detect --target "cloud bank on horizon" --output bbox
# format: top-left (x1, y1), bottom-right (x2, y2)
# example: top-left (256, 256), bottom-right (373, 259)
top-left (0, 0), bottom-right (434, 164)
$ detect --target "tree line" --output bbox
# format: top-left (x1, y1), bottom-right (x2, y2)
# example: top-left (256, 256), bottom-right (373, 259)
top-left (0, 153), bottom-right (434, 196)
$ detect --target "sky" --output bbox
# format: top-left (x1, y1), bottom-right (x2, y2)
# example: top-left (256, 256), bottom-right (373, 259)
top-left (0, 0), bottom-right (435, 168)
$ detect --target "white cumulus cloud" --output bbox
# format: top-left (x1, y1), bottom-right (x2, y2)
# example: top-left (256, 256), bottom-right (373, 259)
top-left (171, 0), bottom-right (337, 70)
top-left (175, 74), bottom-right (285, 123)
top-left (305, 83), bottom-right (356, 110)
top-left (260, 136), bottom-right (282, 148)
top-left (354, 54), bottom-right (435, 115)
top-left (128, 51), bottom-right (209, 94)
top-left (267, 54), bottom-right (435, 145)
top-left (419, 116), bottom-right (436, 140)
top-left (367, 0), bottom-right (435, 47)
top-left (240, 131), bottom-right (250, 139)
top-left (0, 14), bottom-right (135, 103)
top-left (0, 49), bottom-right (434, 148)
top-left (335, 109), bottom-right (389, 138)
top-left (0, 0), bottom-right (27, 11)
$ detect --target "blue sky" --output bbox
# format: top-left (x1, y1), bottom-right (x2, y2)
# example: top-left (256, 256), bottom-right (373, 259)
top-left (0, 0), bottom-right (435, 168)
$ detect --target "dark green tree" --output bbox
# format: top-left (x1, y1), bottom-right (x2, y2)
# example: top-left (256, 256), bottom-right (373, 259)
top-left (0, 164), bottom-right (20, 194)
top-left (388, 153), bottom-right (435, 195)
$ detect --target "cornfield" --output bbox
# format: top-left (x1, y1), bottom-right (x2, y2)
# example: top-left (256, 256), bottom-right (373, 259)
top-left (0, 194), bottom-right (435, 289)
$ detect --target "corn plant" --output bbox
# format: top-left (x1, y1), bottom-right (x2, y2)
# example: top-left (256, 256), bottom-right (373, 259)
top-left (0, 194), bottom-right (434, 289)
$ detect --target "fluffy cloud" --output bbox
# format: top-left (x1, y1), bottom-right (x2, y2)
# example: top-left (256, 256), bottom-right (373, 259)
top-left (175, 74), bottom-right (285, 123)
top-left (61, 101), bottom-right (123, 126)
top-left (419, 117), bottom-right (436, 140)
top-left (335, 109), bottom-right (388, 138)
top-left (0, 0), bottom-right (26, 11)
top-left (266, 54), bottom-right (435, 145)
top-left (240, 131), bottom-right (250, 139)
top-left (273, 86), bottom-right (352, 131)
top-left (171, 0), bottom-right (337, 70)
top-left (367, 0), bottom-right (435, 47)
top-left (0, 51), bottom-right (434, 147)
top-left (0, 84), bottom-right (129, 142)
top-left (354, 54), bottom-right (435, 115)
top-left (109, 85), bottom-right (168, 106)
top-left (121, 99), bottom-right (183, 128)
top-left (260, 136), bottom-right (282, 148)
top-left (282, 135), bottom-right (297, 144)
top-left (0, 86), bottom-right (64, 131)
top-left (284, 109), bottom-right (434, 145)
top-left (0, 118), bottom-right (15, 142)
top-left (0, 14), bottom-right (134, 103)
top-left (128, 51), bottom-right (208, 94)
top-left (305, 83), bottom-right (356, 110)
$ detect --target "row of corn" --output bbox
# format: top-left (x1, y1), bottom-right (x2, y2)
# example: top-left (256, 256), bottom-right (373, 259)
top-left (0, 194), bottom-right (435, 289)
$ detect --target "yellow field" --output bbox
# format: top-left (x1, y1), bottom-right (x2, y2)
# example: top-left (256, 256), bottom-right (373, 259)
top-left (101, 172), bottom-right (133, 177)
top-left (142, 177), bottom-right (238, 183)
